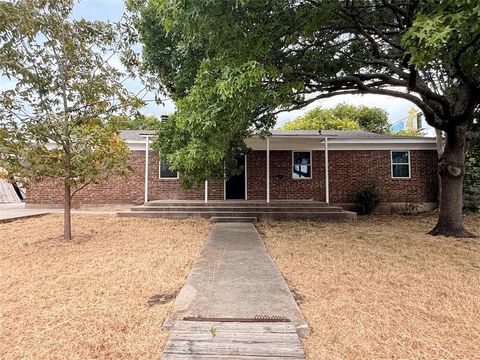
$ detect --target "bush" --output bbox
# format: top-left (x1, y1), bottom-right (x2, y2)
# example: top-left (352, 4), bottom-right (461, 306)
top-left (464, 138), bottom-right (480, 212)
top-left (356, 185), bottom-right (381, 214)
top-left (464, 186), bottom-right (480, 212)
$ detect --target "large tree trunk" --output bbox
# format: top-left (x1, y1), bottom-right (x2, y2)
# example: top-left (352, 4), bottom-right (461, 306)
top-left (64, 181), bottom-right (72, 240)
top-left (435, 129), bottom-right (444, 205)
top-left (429, 127), bottom-right (476, 238)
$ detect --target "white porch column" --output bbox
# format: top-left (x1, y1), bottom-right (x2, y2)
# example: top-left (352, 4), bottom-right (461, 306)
top-left (266, 137), bottom-right (270, 203)
top-left (324, 137), bottom-right (329, 205)
top-left (204, 180), bottom-right (208, 203)
top-left (144, 135), bottom-right (150, 204)
top-left (244, 154), bottom-right (248, 200)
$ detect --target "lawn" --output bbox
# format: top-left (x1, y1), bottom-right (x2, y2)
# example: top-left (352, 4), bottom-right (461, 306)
top-left (2, 212), bottom-right (479, 359)
top-left (258, 213), bottom-right (480, 359)
top-left (0, 214), bottom-right (211, 359)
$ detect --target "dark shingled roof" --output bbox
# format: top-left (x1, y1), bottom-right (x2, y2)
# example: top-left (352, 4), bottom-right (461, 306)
top-left (120, 130), bottom-right (156, 142)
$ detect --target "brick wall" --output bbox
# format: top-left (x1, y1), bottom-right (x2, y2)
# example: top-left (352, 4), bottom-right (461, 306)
top-left (329, 150), bottom-right (438, 203)
top-left (26, 150), bottom-right (224, 206)
top-left (246, 150), bottom-right (326, 201)
top-left (26, 149), bottom-right (438, 206)
top-left (246, 151), bottom-right (266, 200)
top-left (26, 151), bottom-right (145, 206)
top-left (246, 149), bottom-right (437, 203)
top-left (147, 152), bottom-right (224, 201)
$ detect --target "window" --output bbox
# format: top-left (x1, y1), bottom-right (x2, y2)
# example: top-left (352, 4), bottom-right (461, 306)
top-left (292, 151), bottom-right (312, 179)
top-left (159, 159), bottom-right (178, 179)
top-left (391, 151), bottom-right (410, 178)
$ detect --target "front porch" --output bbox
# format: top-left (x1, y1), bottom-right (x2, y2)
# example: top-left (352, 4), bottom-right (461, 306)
top-left (141, 131), bottom-right (335, 205)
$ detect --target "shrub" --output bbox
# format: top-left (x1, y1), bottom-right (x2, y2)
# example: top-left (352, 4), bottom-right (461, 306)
top-left (356, 185), bottom-right (381, 214)
top-left (464, 138), bottom-right (480, 212)
top-left (464, 186), bottom-right (480, 212)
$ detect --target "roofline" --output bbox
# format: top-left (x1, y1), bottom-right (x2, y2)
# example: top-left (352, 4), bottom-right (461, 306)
top-left (125, 136), bottom-right (437, 144)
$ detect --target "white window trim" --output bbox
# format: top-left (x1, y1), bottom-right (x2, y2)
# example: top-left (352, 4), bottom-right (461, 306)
top-left (391, 150), bottom-right (411, 179)
top-left (292, 150), bottom-right (312, 180)
top-left (159, 156), bottom-right (179, 180)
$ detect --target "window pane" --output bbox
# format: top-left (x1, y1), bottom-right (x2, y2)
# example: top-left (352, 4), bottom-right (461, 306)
top-left (293, 165), bottom-right (311, 178)
top-left (393, 164), bottom-right (409, 178)
top-left (392, 151), bottom-right (409, 164)
top-left (160, 162), bottom-right (178, 178)
top-left (293, 152), bottom-right (311, 165)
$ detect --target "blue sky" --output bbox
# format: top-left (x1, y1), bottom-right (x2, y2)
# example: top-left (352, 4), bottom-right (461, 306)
top-left (72, 0), bottom-right (420, 129)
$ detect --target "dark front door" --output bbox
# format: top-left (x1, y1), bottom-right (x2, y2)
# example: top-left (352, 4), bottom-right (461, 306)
top-left (226, 155), bottom-right (246, 200)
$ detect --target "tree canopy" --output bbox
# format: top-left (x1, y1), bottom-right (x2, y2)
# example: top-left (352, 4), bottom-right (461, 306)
top-left (280, 104), bottom-right (390, 133)
top-left (110, 114), bottom-right (161, 130)
top-left (394, 129), bottom-right (422, 137)
top-left (0, 0), bottom-right (142, 239)
top-left (134, 0), bottom-right (479, 237)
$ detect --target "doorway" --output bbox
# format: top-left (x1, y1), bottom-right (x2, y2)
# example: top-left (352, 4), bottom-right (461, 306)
top-left (225, 155), bottom-right (246, 200)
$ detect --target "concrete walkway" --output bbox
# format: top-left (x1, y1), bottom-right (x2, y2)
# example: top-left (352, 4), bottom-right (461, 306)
top-left (162, 222), bottom-right (308, 359)
top-left (0, 203), bottom-right (58, 222)
top-left (0, 203), bottom-right (125, 222)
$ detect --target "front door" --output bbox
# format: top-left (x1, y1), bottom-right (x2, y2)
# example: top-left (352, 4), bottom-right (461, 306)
top-left (225, 155), bottom-right (246, 200)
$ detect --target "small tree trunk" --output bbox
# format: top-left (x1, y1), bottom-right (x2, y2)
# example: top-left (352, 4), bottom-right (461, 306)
top-left (429, 127), bottom-right (476, 238)
top-left (63, 146), bottom-right (72, 240)
top-left (64, 181), bottom-right (72, 240)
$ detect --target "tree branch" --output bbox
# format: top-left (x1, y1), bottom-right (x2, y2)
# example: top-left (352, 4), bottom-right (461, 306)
top-left (453, 32), bottom-right (480, 89)
top-left (70, 180), bottom-right (93, 200)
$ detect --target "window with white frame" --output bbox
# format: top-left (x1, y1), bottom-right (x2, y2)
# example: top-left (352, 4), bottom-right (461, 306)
top-left (292, 151), bottom-right (312, 179)
top-left (391, 151), bottom-right (410, 178)
top-left (159, 158), bottom-right (178, 179)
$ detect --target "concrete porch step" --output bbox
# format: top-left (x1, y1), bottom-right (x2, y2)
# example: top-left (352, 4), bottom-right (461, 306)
top-left (117, 210), bottom-right (357, 221)
top-left (130, 205), bottom-right (344, 213)
top-left (211, 216), bottom-right (257, 223)
top-left (144, 200), bottom-right (327, 207)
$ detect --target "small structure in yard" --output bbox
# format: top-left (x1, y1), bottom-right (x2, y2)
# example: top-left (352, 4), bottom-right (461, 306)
top-left (25, 130), bottom-right (438, 217)
top-left (0, 179), bottom-right (23, 203)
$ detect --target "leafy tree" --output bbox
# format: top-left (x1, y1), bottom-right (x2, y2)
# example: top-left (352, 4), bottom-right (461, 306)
top-left (110, 114), bottom-right (161, 130)
top-left (0, 0), bottom-right (142, 240)
top-left (281, 104), bottom-right (389, 133)
top-left (134, 0), bottom-right (480, 237)
top-left (333, 104), bottom-right (390, 134)
top-left (281, 113), bottom-right (360, 131)
top-left (394, 129), bottom-right (422, 137)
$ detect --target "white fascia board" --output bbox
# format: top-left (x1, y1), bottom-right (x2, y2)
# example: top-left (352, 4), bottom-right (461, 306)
top-left (127, 140), bottom-right (153, 151)
top-left (244, 137), bottom-right (436, 151)
top-left (126, 136), bottom-right (437, 151)
top-left (327, 138), bottom-right (437, 150)
top-left (327, 142), bottom-right (436, 151)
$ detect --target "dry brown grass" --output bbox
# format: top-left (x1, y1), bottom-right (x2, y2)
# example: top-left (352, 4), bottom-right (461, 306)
top-left (0, 214), bottom-right (211, 360)
top-left (258, 213), bottom-right (480, 360)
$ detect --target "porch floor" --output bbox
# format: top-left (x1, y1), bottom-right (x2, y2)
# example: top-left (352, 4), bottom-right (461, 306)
top-left (117, 200), bottom-right (356, 222)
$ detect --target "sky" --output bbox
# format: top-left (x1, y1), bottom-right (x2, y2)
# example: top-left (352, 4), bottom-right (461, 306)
top-left (20, 0), bottom-right (425, 130)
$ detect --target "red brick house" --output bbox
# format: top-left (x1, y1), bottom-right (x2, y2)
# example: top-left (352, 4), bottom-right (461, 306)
top-left (26, 129), bottom-right (438, 213)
